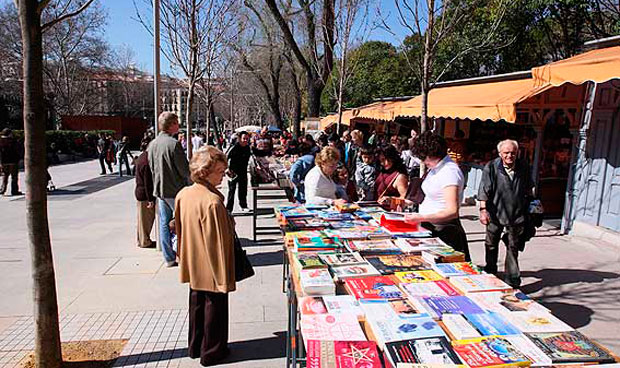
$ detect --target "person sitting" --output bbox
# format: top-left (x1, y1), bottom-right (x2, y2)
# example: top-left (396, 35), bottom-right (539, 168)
top-left (304, 146), bottom-right (346, 206)
top-left (289, 143), bottom-right (315, 203)
top-left (375, 145), bottom-right (409, 209)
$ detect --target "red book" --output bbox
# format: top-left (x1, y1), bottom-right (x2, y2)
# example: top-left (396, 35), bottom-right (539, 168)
top-left (344, 276), bottom-right (404, 300)
top-left (380, 213), bottom-right (420, 232)
top-left (306, 340), bottom-right (382, 368)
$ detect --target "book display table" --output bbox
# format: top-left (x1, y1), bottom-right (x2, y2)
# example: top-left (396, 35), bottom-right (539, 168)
top-left (277, 204), bottom-right (619, 368)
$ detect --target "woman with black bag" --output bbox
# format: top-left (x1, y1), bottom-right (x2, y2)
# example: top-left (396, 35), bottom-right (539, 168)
top-left (404, 132), bottom-right (471, 261)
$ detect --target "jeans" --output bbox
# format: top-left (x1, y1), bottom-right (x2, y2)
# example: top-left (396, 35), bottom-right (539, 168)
top-left (158, 198), bottom-right (177, 263)
top-left (226, 172), bottom-right (248, 211)
top-left (484, 221), bottom-right (524, 287)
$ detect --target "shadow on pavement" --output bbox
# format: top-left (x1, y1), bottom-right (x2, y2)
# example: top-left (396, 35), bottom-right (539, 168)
top-left (239, 237), bottom-right (284, 248)
top-left (248, 250), bottom-right (283, 267)
top-left (537, 301), bottom-right (594, 329)
top-left (521, 268), bottom-right (620, 294)
top-left (41, 175), bottom-right (134, 201)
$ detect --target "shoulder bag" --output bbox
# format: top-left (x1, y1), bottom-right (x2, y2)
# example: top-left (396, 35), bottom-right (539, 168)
top-left (406, 170), bottom-right (429, 205)
top-left (234, 232), bottom-right (255, 282)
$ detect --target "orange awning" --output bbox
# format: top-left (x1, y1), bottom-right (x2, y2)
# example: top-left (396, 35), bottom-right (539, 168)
top-left (532, 46), bottom-right (620, 88)
top-left (355, 100), bottom-right (401, 121)
top-left (319, 110), bottom-right (353, 130)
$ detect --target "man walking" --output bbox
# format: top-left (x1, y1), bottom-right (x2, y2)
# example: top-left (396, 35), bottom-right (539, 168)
top-left (0, 128), bottom-right (22, 196)
top-left (226, 131), bottom-right (251, 212)
top-left (478, 139), bottom-right (534, 288)
top-left (148, 112), bottom-right (190, 267)
top-left (135, 139), bottom-right (156, 248)
top-left (97, 132), bottom-right (112, 174)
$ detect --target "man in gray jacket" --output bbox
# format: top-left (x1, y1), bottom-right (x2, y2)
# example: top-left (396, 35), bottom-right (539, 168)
top-left (148, 112), bottom-right (190, 266)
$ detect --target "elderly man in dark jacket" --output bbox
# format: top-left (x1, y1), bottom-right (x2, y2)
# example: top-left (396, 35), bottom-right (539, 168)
top-left (478, 139), bottom-right (534, 288)
top-left (0, 128), bottom-right (22, 196)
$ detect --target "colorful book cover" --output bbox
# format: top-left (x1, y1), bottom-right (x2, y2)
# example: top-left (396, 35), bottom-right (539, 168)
top-left (347, 239), bottom-right (401, 253)
top-left (433, 262), bottom-right (482, 278)
top-left (345, 276), bottom-right (403, 300)
top-left (288, 218), bottom-right (330, 230)
top-left (286, 230), bottom-right (325, 245)
top-left (452, 336), bottom-right (531, 367)
top-left (326, 227), bottom-right (390, 240)
top-left (450, 275), bottom-right (513, 294)
top-left (467, 291), bottom-right (548, 314)
top-left (441, 314), bottom-right (481, 340)
top-left (318, 211), bottom-right (356, 221)
top-left (422, 248), bottom-right (466, 263)
top-left (526, 331), bottom-right (615, 363)
top-left (387, 229), bottom-right (434, 239)
top-left (395, 270), bottom-right (443, 283)
top-left (385, 337), bottom-right (464, 366)
top-left (418, 296), bottom-right (485, 319)
top-left (319, 252), bottom-right (366, 266)
top-left (306, 340), bottom-right (382, 368)
top-left (464, 312), bottom-right (521, 336)
top-left (299, 296), bottom-right (328, 315)
top-left (504, 311), bottom-right (573, 333)
top-left (294, 252), bottom-right (327, 269)
top-left (300, 268), bottom-right (335, 296)
top-left (331, 263), bottom-right (381, 281)
top-left (281, 206), bottom-right (314, 218)
top-left (300, 314), bottom-right (367, 346)
top-left (322, 295), bottom-right (364, 317)
top-left (395, 238), bottom-right (447, 253)
top-left (360, 299), bottom-right (428, 319)
top-left (330, 220), bottom-right (371, 229)
top-left (503, 335), bottom-right (553, 367)
top-left (400, 280), bottom-right (460, 298)
top-left (366, 254), bottom-right (427, 274)
top-left (295, 236), bottom-right (340, 251)
top-left (366, 314), bottom-right (445, 349)
top-left (357, 206), bottom-right (385, 213)
top-left (335, 202), bottom-right (361, 213)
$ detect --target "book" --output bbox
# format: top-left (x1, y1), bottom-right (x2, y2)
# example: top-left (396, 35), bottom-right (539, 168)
top-left (432, 262), bottom-right (482, 278)
top-left (394, 270), bottom-right (443, 283)
top-left (300, 296), bottom-right (328, 315)
top-left (416, 296), bottom-right (485, 319)
top-left (329, 220), bottom-right (371, 229)
top-left (327, 227), bottom-right (392, 240)
top-left (306, 340), bottom-right (382, 368)
top-left (281, 206), bottom-right (314, 218)
top-left (526, 331), bottom-right (615, 363)
top-left (288, 218), bottom-right (330, 230)
top-left (466, 291), bottom-right (548, 314)
top-left (318, 211), bottom-right (356, 221)
top-left (334, 202), bottom-right (360, 213)
top-left (300, 314), bottom-right (367, 347)
top-left (400, 280), bottom-right (460, 298)
top-left (503, 335), bottom-right (553, 367)
top-left (366, 313), bottom-right (445, 349)
top-left (452, 336), bottom-right (531, 367)
top-left (294, 252), bottom-right (327, 269)
top-left (347, 239), bottom-right (401, 254)
top-left (395, 238), bottom-right (447, 253)
top-left (464, 312), bottom-right (521, 336)
top-left (285, 230), bottom-right (325, 246)
top-left (380, 212), bottom-right (421, 232)
top-left (422, 248), bottom-right (466, 263)
top-left (319, 252), bottom-right (366, 266)
top-left (360, 299), bottom-right (428, 319)
top-left (441, 314), bottom-right (481, 340)
top-left (384, 337), bottom-right (464, 366)
top-left (344, 276), bottom-right (404, 300)
top-left (449, 275), bottom-right (513, 294)
top-left (504, 311), bottom-right (574, 333)
top-left (295, 236), bottom-right (341, 251)
top-left (322, 295), bottom-right (364, 317)
top-left (331, 263), bottom-right (381, 281)
top-left (300, 268), bottom-right (336, 295)
top-left (366, 255), bottom-right (428, 274)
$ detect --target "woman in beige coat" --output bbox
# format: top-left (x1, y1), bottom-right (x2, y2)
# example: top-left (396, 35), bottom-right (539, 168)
top-left (174, 146), bottom-right (235, 366)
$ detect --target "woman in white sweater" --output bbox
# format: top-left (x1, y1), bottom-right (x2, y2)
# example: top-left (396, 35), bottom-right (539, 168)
top-left (304, 146), bottom-right (347, 206)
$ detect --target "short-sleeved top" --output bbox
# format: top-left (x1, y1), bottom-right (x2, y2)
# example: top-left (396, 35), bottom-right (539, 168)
top-left (419, 155), bottom-right (464, 215)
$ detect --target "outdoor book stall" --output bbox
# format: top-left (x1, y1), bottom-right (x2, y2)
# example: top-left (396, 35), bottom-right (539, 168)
top-left (276, 203), bottom-right (620, 368)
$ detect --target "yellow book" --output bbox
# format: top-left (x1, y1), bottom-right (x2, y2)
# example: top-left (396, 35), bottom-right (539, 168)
top-left (452, 336), bottom-right (531, 368)
top-left (394, 270), bottom-right (443, 283)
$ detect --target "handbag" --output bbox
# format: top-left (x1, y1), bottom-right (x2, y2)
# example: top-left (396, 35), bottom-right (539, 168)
top-left (406, 171), bottom-right (429, 205)
top-left (233, 232), bottom-right (255, 282)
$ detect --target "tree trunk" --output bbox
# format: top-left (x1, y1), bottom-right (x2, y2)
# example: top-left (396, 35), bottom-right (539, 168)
top-left (17, 1), bottom-right (63, 367)
top-left (307, 77), bottom-right (322, 118)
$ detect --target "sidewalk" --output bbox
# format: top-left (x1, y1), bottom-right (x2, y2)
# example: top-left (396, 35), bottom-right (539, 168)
top-left (0, 159), bottom-right (618, 367)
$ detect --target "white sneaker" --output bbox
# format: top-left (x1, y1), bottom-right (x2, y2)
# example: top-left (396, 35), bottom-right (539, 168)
top-left (240, 207), bottom-right (252, 213)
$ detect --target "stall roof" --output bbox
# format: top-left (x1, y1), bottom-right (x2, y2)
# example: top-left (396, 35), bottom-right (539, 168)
top-left (319, 110), bottom-right (354, 130)
top-left (354, 100), bottom-right (401, 121)
top-left (532, 45), bottom-right (620, 87)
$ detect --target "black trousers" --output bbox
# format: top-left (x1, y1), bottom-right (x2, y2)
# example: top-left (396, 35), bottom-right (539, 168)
top-left (98, 154), bottom-right (112, 173)
top-left (226, 172), bottom-right (248, 211)
top-left (188, 288), bottom-right (229, 366)
top-left (422, 218), bottom-right (471, 262)
top-left (0, 164), bottom-right (19, 195)
top-left (119, 155), bottom-right (131, 177)
top-left (484, 221), bottom-right (524, 287)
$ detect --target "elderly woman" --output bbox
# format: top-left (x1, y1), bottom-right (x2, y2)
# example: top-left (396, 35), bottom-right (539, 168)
top-left (304, 146), bottom-right (347, 206)
top-left (376, 145), bottom-right (409, 209)
top-left (174, 146), bottom-right (235, 366)
top-left (405, 131), bottom-right (470, 260)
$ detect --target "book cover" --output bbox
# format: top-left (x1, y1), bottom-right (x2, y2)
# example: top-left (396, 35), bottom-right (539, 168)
top-left (450, 275), bottom-right (513, 294)
top-left (286, 230), bottom-right (325, 245)
top-left (348, 239), bottom-right (401, 253)
top-left (433, 262), bottom-right (482, 278)
top-left (300, 314), bottom-right (367, 345)
top-left (385, 337), bottom-right (463, 366)
top-left (366, 255), bottom-right (427, 274)
top-left (503, 335), bottom-right (552, 367)
top-left (452, 336), bottom-right (531, 367)
top-left (360, 299), bottom-right (428, 319)
top-left (400, 280), bottom-right (460, 298)
top-left (395, 270), bottom-right (444, 283)
top-left (288, 218), bottom-right (330, 230)
top-left (467, 291), bottom-right (548, 314)
top-left (366, 314), bottom-right (445, 349)
top-left (301, 269), bottom-right (336, 296)
top-left (422, 248), bottom-right (466, 263)
top-left (504, 311), bottom-right (573, 333)
top-left (326, 227), bottom-right (391, 241)
top-left (330, 220), bottom-right (371, 229)
top-left (441, 314), bottom-right (481, 340)
top-left (380, 212), bottom-right (420, 232)
top-left (335, 202), bottom-right (361, 213)
top-left (319, 252), bottom-right (366, 266)
top-left (345, 276), bottom-right (403, 300)
top-left (295, 236), bottom-right (340, 251)
top-left (318, 211), bottom-right (356, 221)
top-left (300, 296), bottom-right (328, 315)
top-left (281, 206), bottom-right (314, 218)
top-left (419, 296), bottom-right (485, 319)
top-left (526, 331), bottom-right (615, 363)
top-left (295, 252), bottom-right (328, 269)
top-left (395, 238), bottom-right (447, 253)
top-left (464, 312), bottom-right (521, 336)
top-left (323, 295), bottom-right (364, 317)
top-left (306, 340), bottom-right (382, 368)
top-left (387, 229), bottom-right (434, 239)
top-left (331, 263), bottom-right (381, 281)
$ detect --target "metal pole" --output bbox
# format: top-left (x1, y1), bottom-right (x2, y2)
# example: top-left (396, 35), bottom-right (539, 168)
top-left (153, 0), bottom-right (161, 134)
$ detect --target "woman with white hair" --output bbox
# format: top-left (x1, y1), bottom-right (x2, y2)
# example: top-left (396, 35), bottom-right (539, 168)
top-left (174, 146), bottom-right (236, 366)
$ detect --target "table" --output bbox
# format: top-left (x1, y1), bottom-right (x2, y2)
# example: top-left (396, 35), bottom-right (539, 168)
top-left (251, 184), bottom-right (293, 242)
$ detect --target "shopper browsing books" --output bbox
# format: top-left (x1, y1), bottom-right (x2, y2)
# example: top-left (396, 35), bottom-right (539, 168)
top-left (289, 143), bottom-right (315, 203)
top-left (375, 145), bottom-right (409, 209)
top-left (304, 146), bottom-right (347, 206)
top-left (405, 131), bottom-right (470, 261)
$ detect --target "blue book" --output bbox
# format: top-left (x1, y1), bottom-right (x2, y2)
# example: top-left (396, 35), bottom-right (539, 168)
top-left (465, 312), bottom-right (521, 335)
top-left (366, 314), bottom-right (446, 348)
top-left (419, 296), bottom-right (485, 319)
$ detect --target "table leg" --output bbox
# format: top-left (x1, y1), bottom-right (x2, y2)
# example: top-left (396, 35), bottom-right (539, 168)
top-left (252, 187), bottom-right (258, 242)
top-left (291, 289), bottom-right (298, 367)
top-left (282, 246), bottom-right (288, 293)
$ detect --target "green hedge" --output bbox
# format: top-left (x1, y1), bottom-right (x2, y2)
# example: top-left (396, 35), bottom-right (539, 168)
top-left (11, 130), bottom-right (116, 155)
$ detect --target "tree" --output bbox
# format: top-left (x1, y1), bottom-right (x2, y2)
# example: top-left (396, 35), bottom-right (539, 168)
top-left (15, 2), bottom-right (96, 367)
top-left (264, 0), bottom-right (336, 118)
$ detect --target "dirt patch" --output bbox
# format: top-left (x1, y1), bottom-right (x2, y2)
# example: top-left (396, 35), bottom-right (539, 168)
top-left (19, 339), bottom-right (128, 368)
